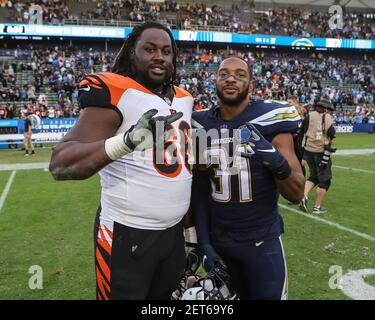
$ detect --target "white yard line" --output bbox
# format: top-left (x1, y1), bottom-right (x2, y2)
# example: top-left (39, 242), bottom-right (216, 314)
top-left (0, 163), bottom-right (49, 171)
top-left (333, 165), bottom-right (375, 174)
top-left (334, 149), bottom-right (375, 155)
top-left (278, 203), bottom-right (375, 242)
top-left (0, 171), bottom-right (16, 212)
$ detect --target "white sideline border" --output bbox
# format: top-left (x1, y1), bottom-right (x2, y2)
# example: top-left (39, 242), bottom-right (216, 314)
top-left (279, 203), bottom-right (375, 242)
top-left (0, 171), bottom-right (16, 213)
top-left (334, 149), bottom-right (375, 155)
top-left (0, 163), bottom-right (49, 171)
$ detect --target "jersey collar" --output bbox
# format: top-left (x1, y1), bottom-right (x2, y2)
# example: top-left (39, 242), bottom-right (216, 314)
top-left (210, 103), bottom-right (253, 122)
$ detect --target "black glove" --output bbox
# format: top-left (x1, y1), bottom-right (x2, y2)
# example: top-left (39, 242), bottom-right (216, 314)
top-left (240, 122), bottom-right (287, 170)
top-left (240, 122), bottom-right (292, 180)
top-left (124, 109), bottom-right (183, 152)
top-left (201, 244), bottom-right (227, 272)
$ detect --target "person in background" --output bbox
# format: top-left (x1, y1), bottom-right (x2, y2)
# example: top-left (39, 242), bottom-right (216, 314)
top-left (299, 96), bottom-right (336, 214)
top-left (23, 113), bottom-right (35, 156)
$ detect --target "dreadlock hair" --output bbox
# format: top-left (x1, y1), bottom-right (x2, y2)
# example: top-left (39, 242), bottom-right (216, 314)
top-left (111, 22), bottom-right (178, 90)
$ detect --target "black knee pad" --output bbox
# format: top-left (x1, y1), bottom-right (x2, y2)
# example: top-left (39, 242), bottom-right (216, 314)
top-left (318, 180), bottom-right (331, 191)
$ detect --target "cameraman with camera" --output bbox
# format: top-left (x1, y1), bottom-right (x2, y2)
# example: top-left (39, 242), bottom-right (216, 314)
top-left (299, 96), bottom-right (336, 214)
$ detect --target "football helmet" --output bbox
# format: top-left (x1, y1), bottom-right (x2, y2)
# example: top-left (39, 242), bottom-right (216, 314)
top-left (172, 247), bottom-right (202, 300)
top-left (172, 248), bottom-right (238, 300)
top-left (180, 267), bottom-right (239, 300)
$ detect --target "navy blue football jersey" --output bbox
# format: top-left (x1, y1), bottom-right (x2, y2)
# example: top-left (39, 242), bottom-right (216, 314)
top-left (192, 99), bottom-right (301, 246)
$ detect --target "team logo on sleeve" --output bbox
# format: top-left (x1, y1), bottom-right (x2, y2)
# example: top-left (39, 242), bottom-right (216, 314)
top-left (79, 85), bottom-right (91, 92)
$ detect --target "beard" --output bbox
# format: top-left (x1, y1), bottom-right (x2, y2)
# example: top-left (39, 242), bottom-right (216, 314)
top-left (217, 83), bottom-right (250, 106)
top-left (132, 61), bottom-right (172, 91)
top-left (143, 69), bottom-right (172, 90)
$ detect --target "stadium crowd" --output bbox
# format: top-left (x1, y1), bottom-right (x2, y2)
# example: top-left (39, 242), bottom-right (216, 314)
top-left (2, 0), bottom-right (69, 24)
top-left (333, 105), bottom-right (375, 125)
top-left (1, 0), bottom-right (374, 39)
top-left (252, 8), bottom-right (374, 40)
top-left (0, 45), bottom-right (374, 122)
top-left (176, 49), bottom-right (374, 109)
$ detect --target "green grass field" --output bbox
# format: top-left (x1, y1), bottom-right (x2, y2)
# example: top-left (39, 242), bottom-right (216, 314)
top-left (0, 133), bottom-right (374, 300)
top-left (0, 144), bottom-right (54, 165)
top-left (334, 132), bottom-right (375, 150)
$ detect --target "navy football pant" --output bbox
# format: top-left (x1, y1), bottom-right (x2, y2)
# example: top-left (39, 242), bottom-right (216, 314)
top-left (214, 237), bottom-right (287, 300)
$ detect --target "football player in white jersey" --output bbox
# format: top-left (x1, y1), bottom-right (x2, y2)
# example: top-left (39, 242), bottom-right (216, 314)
top-left (49, 22), bottom-right (196, 300)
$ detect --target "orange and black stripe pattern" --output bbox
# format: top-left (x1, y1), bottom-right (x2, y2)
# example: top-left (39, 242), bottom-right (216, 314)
top-left (79, 72), bottom-right (193, 111)
top-left (95, 223), bottom-right (113, 300)
top-left (79, 74), bottom-right (105, 90)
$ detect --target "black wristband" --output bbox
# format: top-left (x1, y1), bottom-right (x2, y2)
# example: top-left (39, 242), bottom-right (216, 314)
top-left (271, 159), bottom-right (292, 180)
top-left (185, 241), bottom-right (198, 249)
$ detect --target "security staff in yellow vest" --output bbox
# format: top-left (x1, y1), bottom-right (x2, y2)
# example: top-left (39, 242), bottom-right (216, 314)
top-left (299, 96), bottom-right (336, 214)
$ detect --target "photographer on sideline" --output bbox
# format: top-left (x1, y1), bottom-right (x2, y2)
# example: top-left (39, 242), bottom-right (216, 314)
top-left (23, 113), bottom-right (36, 157)
top-left (299, 96), bottom-right (336, 214)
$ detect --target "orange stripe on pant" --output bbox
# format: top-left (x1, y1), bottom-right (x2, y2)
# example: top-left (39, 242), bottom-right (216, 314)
top-left (96, 247), bottom-right (111, 284)
top-left (96, 266), bottom-right (110, 300)
top-left (96, 223), bottom-right (112, 300)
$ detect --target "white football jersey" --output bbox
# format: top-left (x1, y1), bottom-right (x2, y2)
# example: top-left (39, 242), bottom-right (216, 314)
top-left (79, 73), bottom-right (193, 230)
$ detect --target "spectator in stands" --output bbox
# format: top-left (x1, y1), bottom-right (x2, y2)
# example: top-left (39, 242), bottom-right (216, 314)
top-left (0, 104), bottom-right (6, 119)
top-left (6, 103), bottom-right (15, 119)
top-left (0, 45), bottom-right (373, 119)
top-left (4, 0), bottom-right (373, 39)
top-left (356, 113), bottom-right (363, 124)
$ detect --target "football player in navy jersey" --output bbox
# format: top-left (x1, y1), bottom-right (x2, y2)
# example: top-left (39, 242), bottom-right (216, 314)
top-left (191, 57), bottom-right (305, 299)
